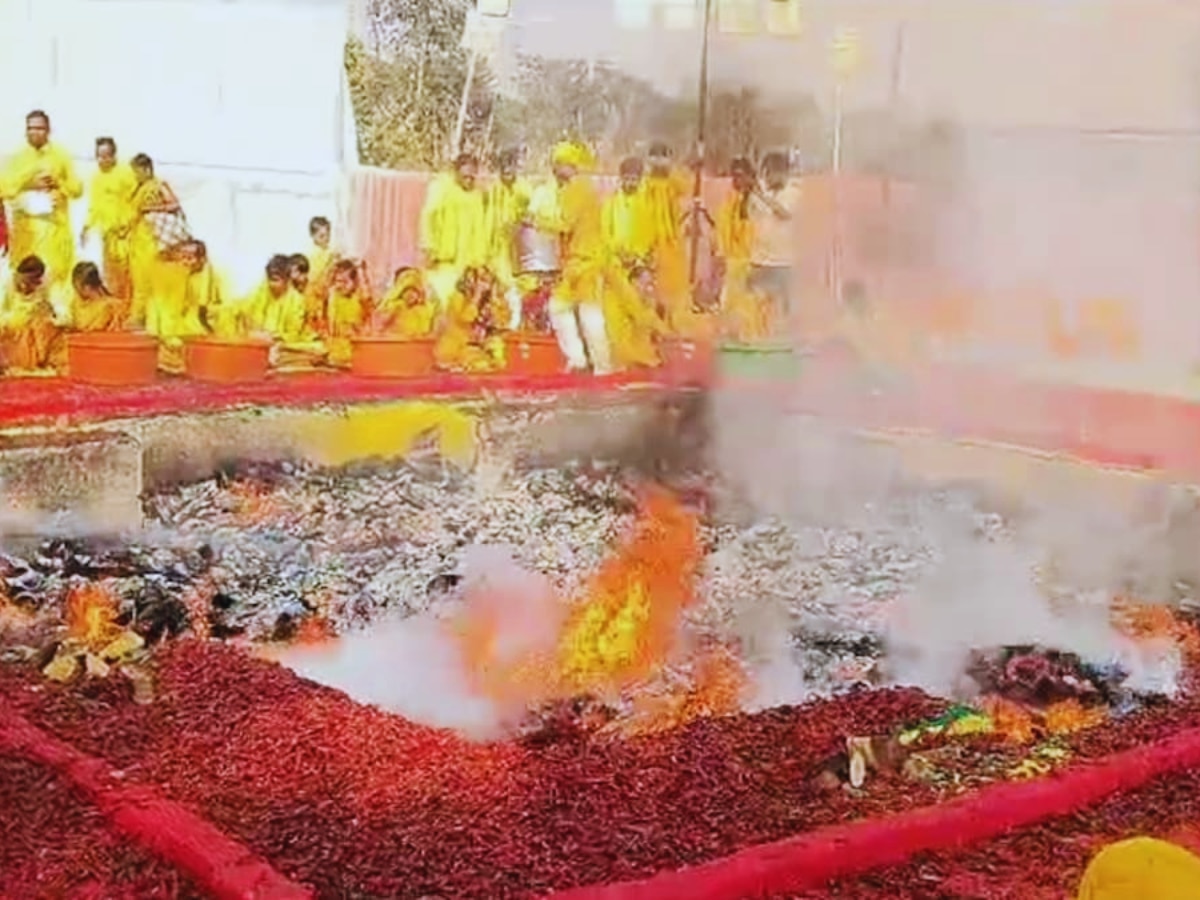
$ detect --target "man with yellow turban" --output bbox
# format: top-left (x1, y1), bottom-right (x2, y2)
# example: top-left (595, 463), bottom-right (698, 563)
top-left (419, 152), bottom-right (489, 308)
top-left (1076, 837), bottom-right (1200, 899)
top-left (528, 141), bottom-right (613, 374)
top-left (0, 111), bottom-right (83, 290)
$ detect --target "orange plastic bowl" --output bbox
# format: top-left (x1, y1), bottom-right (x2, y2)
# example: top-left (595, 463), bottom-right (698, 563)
top-left (350, 336), bottom-right (437, 378)
top-left (661, 338), bottom-right (716, 385)
top-left (184, 337), bottom-right (271, 384)
top-left (66, 332), bottom-right (159, 386)
top-left (505, 333), bottom-right (565, 377)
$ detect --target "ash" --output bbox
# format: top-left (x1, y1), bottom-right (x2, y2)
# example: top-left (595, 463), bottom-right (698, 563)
top-left (1, 456), bottom-right (1011, 693)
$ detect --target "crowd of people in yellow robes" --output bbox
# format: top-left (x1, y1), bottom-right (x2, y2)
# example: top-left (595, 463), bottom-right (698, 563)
top-left (0, 107), bottom-right (819, 378)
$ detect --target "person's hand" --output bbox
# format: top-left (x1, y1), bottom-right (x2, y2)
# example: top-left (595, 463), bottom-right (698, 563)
top-left (31, 173), bottom-right (55, 191)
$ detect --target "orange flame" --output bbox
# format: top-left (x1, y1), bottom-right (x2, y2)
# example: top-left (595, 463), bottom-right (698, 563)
top-left (65, 583), bottom-right (120, 649)
top-left (1043, 698), bottom-right (1106, 736)
top-left (456, 486), bottom-right (714, 723)
top-left (980, 696), bottom-right (1035, 744)
top-left (1112, 597), bottom-right (1200, 661)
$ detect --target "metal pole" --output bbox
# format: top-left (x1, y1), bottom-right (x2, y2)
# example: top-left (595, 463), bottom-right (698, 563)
top-left (687, 0), bottom-right (714, 292)
top-left (454, 48), bottom-right (479, 156)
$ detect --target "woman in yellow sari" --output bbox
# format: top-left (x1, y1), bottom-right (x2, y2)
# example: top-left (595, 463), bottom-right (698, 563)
top-left (434, 267), bottom-right (509, 373)
top-left (64, 261), bottom-right (123, 335)
top-left (0, 255), bottom-right (63, 373)
top-left (127, 153), bottom-right (189, 331)
top-left (374, 267), bottom-right (438, 338)
top-left (81, 137), bottom-right (136, 300)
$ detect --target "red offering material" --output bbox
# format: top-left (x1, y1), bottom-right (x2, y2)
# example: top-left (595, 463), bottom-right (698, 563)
top-left (0, 755), bottom-right (203, 899)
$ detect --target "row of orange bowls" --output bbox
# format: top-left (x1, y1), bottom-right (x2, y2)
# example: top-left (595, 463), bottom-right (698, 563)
top-left (62, 333), bottom-right (713, 387)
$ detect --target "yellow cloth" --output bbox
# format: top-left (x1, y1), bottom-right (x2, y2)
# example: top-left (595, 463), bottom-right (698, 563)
top-left (434, 289), bottom-right (509, 372)
top-left (418, 173), bottom-right (488, 304)
top-left (0, 280), bottom-right (63, 371)
top-left (145, 259), bottom-right (203, 342)
top-left (325, 288), bottom-right (367, 366)
top-left (602, 264), bottom-right (666, 370)
top-left (244, 281), bottom-right (315, 344)
top-left (641, 169), bottom-right (698, 335)
top-left (186, 263), bottom-right (238, 337)
top-left (376, 271), bottom-right (438, 338)
top-left (537, 176), bottom-right (605, 311)
top-left (716, 193), bottom-right (770, 341)
top-left (0, 141), bottom-right (84, 288)
top-left (551, 141), bottom-right (594, 171)
top-left (68, 292), bottom-right (123, 334)
top-left (86, 164), bottom-right (137, 298)
top-left (602, 190), bottom-right (651, 265)
top-left (1077, 838), bottom-right (1200, 900)
top-left (127, 178), bottom-right (174, 328)
top-left (484, 178), bottom-right (531, 289)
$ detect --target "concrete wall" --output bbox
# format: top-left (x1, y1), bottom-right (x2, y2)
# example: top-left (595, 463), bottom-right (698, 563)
top-left (0, 0), bottom-right (356, 291)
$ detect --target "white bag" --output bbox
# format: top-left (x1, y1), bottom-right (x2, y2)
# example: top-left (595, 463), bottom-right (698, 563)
top-left (17, 191), bottom-right (53, 217)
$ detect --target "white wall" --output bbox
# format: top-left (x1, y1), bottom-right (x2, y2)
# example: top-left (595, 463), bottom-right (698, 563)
top-left (0, 0), bottom-right (356, 292)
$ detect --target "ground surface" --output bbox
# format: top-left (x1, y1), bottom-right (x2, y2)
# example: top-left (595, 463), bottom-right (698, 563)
top-left (2, 641), bottom-right (1198, 899)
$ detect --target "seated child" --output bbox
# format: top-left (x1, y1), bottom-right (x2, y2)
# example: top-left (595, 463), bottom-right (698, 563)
top-left (0, 255), bottom-right (64, 374)
top-left (324, 258), bottom-right (372, 366)
top-left (64, 262), bottom-right (124, 335)
top-left (374, 267), bottom-right (437, 337)
top-left (248, 254), bottom-right (325, 367)
top-left (434, 267), bottom-right (511, 373)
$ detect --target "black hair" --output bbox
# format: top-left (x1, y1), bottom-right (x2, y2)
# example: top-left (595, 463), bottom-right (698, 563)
top-left (266, 254), bottom-right (293, 280)
top-left (289, 253), bottom-right (310, 273)
top-left (761, 151), bottom-right (789, 174)
top-left (72, 261), bottom-right (108, 293)
top-left (15, 255), bottom-right (46, 277)
top-left (496, 147), bottom-right (521, 169)
top-left (729, 156), bottom-right (754, 176)
top-left (130, 153), bottom-right (154, 173)
top-left (454, 152), bottom-right (479, 170)
top-left (25, 110), bottom-right (49, 126)
top-left (648, 141), bottom-right (671, 158)
top-left (619, 157), bottom-right (644, 177)
top-left (95, 137), bottom-right (116, 153)
top-left (309, 216), bottom-right (331, 235)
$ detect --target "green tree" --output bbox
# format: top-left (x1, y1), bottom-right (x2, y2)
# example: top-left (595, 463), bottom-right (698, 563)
top-left (345, 0), bottom-right (494, 168)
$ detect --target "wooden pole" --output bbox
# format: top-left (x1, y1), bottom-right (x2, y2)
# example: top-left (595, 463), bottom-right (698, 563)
top-left (687, 0), bottom-right (715, 292)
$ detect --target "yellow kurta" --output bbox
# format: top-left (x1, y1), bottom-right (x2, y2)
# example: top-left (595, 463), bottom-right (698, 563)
top-left (325, 288), bottom-right (367, 366)
top-left (70, 294), bottom-right (123, 333)
top-left (0, 142), bottom-right (83, 288)
top-left (641, 169), bottom-right (693, 327)
top-left (716, 193), bottom-right (770, 342)
top-left (434, 289), bottom-right (508, 372)
top-left (85, 165), bottom-right (137, 299)
top-left (0, 281), bottom-right (63, 372)
top-left (376, 278), bottom-right (438, 338)
top-left (602, 190), bottom-right (651, 265)
top-left (419, 173), bottom-right (488, 304)
top-left (485, 178), bottom-right (531, 291)
top-left (143, 256), bottom-right (202, 373)
top-left (186, 263), bottom-right (238, 337)
top-left (305, 244), bottom-right (334, 330)
top-left (1076, 837), bottom-right (1200, 900)
top-left (602, 268), bottom-right (667, 370)
top-left (247, 282), bottom-right (325, 366)
top-left (127, 178), bottom-right (177, 329)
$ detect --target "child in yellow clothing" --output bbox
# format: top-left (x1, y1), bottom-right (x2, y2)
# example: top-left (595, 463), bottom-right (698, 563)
top-left (434, 267), bottom-right (510, 373)
top-left (247, 254), bottom-right (325, 367)
top-left (324, 259), bottom-right (372, 366)
top-left (0, 255), bottom-right (63, 374)
top-left (374, 267), bottom-right (438, 338)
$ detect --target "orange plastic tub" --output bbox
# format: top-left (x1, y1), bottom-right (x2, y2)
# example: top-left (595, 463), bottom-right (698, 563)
top-left (66, 333), bottom-right (159, 386)
top-left (349, 337), bottom-right (436, 378)
top-left (661, 338), bottom-right (716, 384)
top-left (505, 333), bottom-right (565, 377)
top-left (184, 337), bottom-right (271, 384)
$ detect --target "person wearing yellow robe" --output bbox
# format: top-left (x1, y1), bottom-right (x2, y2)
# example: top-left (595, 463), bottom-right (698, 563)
top-left (641, 142), bottom-right (699, 335)
top-left (603, 263), bottom-right (669, 370)
top-left (127, 154), bottom-right (189, 332)
top-left (1076, 837), bottom-right (1200, 900)
top-left (484, 147), bottom-right (531, 323)
top-left (530, 141), bottom-right (613, 374)
top-left (0, 111), bottom-right (84, 290)
top-left (81, 137), bottom-right (136, 301)
top-left (434, 267), bottom-right (510, 373)
top-left (419, 153), bottom-right (489, 307)
top-left (602, 157), bottom-right (652, 271)
top-left (305, 217), bottom-right (335, 324)
top-left (716, 157), bottom-right (771, 342)
top-left (176, 240), bottom-right (238, 338)
top-left (245, 254), bottom-right (325, 367)
top-left (288, 253), bottom-right (324, 335)
top-left (63, 261), bottom-right (123, 335)
top-left (0, 255), bottom-right (64, 373)
top-left (374, 267), bottom-right (438, 338)
top-left (325, 258), bottom-right (371, 366)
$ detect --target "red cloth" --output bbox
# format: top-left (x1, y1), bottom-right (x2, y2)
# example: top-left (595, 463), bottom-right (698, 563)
top-left (0, 200), bottom-right (8, 255)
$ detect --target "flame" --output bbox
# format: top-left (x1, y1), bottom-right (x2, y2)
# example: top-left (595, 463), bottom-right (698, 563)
top-left (1043, 698), bottom-right (1106, 735)
top-left (1112, 596), bottom-right (1200, 661)
top-left (456, 486), bottom-right (718, 727)
top-left (294, 615), bottom-right (335, 645)
top-left (979, 695), bottom-right (1036, 744)
top-left (614, 645), bottom-right (749, 738)
top-left (65, 583), bottom-right (120, 649)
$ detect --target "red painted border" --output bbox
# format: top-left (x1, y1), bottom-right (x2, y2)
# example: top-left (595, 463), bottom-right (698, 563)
top-left (0, 700), bottom-right (312, 900)
top-left (549, 724), bottom-right (1200, 899)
